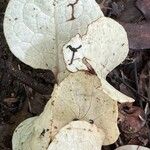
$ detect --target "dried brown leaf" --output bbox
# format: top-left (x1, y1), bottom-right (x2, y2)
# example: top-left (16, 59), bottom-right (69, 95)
top-left (136, 0), bottom-right (150, 21)
top-left (121, 22), bottom-right (150, 50)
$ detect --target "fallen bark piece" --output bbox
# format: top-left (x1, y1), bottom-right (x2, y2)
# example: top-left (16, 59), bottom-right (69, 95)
top-left (48, 121), bottom-right (105, 150)
top-left (136, 0), bottom-right (150, 21)
top-left (12, 72), bottom-right (120, 150)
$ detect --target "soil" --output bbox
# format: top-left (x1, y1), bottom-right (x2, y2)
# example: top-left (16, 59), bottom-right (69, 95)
top-left (0, 0), bottom-right (150, 149)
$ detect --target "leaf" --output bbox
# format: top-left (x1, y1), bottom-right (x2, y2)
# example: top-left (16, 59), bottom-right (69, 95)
top-left (4, 0), bottom-right (104, 82)
top-left (63, 17), bottom-right (134, 103)
top-left (136, 0), bottom-right (150, 21)
top-left (48, 121), bottom-right (105, 150)
top-left (12, 71), bottom-right (120, 150)
top-left (117, 0), bottom-right (142, 23)
top-left (121, 22), bottom-right (150, 50)
top-left (115, 145), bottom-right (150, 150)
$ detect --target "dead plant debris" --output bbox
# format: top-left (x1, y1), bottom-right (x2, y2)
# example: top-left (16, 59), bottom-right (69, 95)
top-left (0, 0), bottom-right (150, 149)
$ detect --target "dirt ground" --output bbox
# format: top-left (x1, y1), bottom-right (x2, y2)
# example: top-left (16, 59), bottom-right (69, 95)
top-left (0, 0), bottom-right (150, 149)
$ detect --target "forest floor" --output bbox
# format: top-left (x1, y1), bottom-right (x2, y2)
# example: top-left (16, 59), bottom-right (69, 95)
top-left (0, 0), bottom-right (150, 149)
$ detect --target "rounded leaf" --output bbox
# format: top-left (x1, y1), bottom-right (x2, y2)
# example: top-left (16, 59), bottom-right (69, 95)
top-left (4, 0), bottom-right (103, 81)
top-left (12, 72), bottom-right (119, 150)
top-left (63, 17), bottom-right (134, 103)
top-left (48, 121), bottom-right (105, 150)
top-left (63, 17), bottom-right (128, 78)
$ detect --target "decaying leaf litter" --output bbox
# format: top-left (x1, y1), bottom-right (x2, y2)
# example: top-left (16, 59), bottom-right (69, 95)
top-left (0, 0), bottom-right (150, 149)
top-left (4, 0), bottom-right (133, 149)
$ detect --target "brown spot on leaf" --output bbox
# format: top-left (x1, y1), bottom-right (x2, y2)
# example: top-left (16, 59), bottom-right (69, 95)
top-left (67, 0), bottom-right (79, 21)
top-left (89, 119), bottom-right (94, 124)
top-left (88, 129), bottom-right (92, 132)
top-left (40, 129), bottom-right (46, 137)
top-left (66, 127), bottom-right (71, 130)
top-left (51, 101), bottom-right (54, 106)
